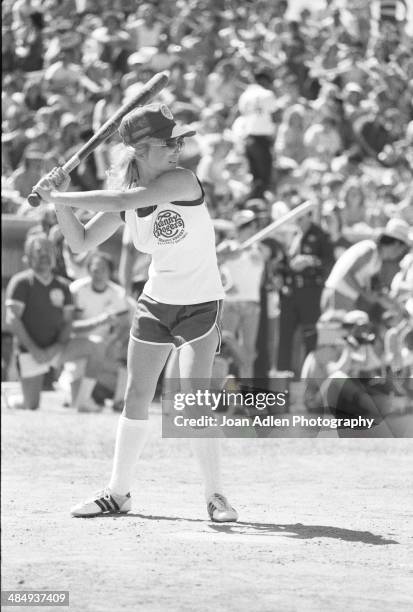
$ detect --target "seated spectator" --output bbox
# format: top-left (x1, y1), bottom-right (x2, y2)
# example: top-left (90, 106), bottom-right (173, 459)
top-left (82, 59), bottom-right (113, 93)
top-left (24, 126), bottom-right (54, 158)
top-left (150, 33), bottom-right (178, 73)
top-left (199, 105), bottom-right (229, 137)
top-left (167, 60), bottom-right (194, 104)
top-left (5, 146), bottom-right (45, 199)
top-left (335, 43), bottom-right (369, 88)
top-left (15, 10), bottom-right (44, 72)
top-left (121, 51), bottom-right (157, 97)
top-left (126, 2), bottom-right (164, 51)
top-left (4, 234), bottom-right (105, 410)
top-left (222, 152), bottom-right (252, 210)
top-left (43, 18), bottom-right (83, 67)
top-left (60, 251), bottom-right (134, 412)
top-left (92, 11), bottom-right (131, 76)
top-left (44, 46), bottom-right (100, 97)
top-left (2, 103), bottom-right (32, 169)
top-left (35, 107), bottom-right (62, 136)
top-left (22, 79), bottom-right (48, 112)
top-left (341, 81), bottom-right (365, 121)
top-left (196, 133), bottom-right (233, 212)
top-left (186, 58), bottom-right (209, 100)
top-left (340, 180), bottom-right (368, 231)
top-left (304, 114), bottom-right (343, 163)
top-left (321, 218), bottom-right (411, 314)
top-left (55, 114), bottom-right (100, 190)
top-left (274, 104), bottom-right (307, 166)
top-left (205, 59), bottom-right (244, 109)
top-left (351, 107), bottom-right (391, 159)
top-left (58, 113), bottom-right (82, 157)
top-left (44, 45), bottom-right (82, 94)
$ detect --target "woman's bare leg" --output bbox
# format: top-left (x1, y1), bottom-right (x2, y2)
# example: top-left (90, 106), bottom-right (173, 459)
top-left (108, 338), bottom-right (172, 496)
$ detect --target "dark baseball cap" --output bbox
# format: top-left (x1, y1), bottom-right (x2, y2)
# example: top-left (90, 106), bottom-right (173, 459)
top-left (118, 103), bottom-right (196, 145)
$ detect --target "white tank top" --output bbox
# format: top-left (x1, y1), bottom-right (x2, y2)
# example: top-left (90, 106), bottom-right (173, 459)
top-left (123, 187), bottom-right (225, 305)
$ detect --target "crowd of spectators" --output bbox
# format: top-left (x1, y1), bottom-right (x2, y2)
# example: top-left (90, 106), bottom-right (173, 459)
top-left (2, 0), bottom-right (412, 412)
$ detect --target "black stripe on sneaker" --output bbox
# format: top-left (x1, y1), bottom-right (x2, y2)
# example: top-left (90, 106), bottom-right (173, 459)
top-left (101, 498), bottom-right (114, 512)
top-left (95, 499), bottom-right (107, 512)
top-left (110, 496), bottom-right (120, 512)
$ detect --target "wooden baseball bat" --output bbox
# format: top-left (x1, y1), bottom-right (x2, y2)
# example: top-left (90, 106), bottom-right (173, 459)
top-left (216, 200), bottom-right (315, 254)
top-left (27, 71), bottom-right (170, 207)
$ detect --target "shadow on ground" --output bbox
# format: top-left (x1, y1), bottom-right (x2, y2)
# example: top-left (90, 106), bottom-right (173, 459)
top-left (95, 513), bottom-right (398, 545)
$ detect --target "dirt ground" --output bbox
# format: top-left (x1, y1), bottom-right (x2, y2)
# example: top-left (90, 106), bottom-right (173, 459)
top-left (2, 390), bottom-right (413, 612)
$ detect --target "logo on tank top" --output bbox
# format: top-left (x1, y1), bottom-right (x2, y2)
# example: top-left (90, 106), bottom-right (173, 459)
top-left (153, 209), bottom-right (187, 244)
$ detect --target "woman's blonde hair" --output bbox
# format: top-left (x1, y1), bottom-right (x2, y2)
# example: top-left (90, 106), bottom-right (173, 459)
top-left (106, 138), bottom-right (158, 190)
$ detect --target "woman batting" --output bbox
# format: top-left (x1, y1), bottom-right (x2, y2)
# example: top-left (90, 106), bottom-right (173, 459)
top-left (34, 103), bottom-right (238, 522)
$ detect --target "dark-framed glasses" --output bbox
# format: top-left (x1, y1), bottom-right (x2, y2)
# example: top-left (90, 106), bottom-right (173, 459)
top-left (152, 137), bottom-right (185, 152)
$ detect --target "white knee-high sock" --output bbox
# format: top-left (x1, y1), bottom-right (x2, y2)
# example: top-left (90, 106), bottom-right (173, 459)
top-left (190, 437), bottom-right (223, 500)
top-left (108, 416), bottom-right (151, 496)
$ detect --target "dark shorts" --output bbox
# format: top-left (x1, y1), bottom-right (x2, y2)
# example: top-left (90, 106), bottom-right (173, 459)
top-left (130, 294), bottom-right (223, 351)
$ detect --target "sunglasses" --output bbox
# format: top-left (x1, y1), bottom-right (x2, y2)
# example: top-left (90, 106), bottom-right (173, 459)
top-left (152, 138), bottom-right (185, 152)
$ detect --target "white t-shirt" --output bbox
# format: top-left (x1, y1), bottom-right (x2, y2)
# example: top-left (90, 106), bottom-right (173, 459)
top-left (238, 84), bottom-right (278, 137)
top-left (222, 244), bottom-right (265, 303)
top-left (325, 240), bottom-right (381, 299)
top-left (123, 187), bottom-right (225, 305)
top-left (70, 277), bottom-right (131, 338)
top-left (126, 20), bottom-right (163, 49)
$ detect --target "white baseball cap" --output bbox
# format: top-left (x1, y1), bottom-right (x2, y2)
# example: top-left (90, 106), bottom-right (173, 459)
top-left (343, 310), bottom-right (370, 326)
top-left (381, 218), bottom-right (412, 246)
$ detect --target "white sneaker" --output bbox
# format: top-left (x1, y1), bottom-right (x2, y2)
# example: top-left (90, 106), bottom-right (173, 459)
top-left (71, 488), bottom-right (131, 517)
top-left (207, 493), bottom-right (238, 522)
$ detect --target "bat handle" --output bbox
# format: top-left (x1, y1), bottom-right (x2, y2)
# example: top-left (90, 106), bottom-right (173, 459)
top-left (27, 159), bottom-right (76, 208)
top-left (27, 192), bottom-right (42, 208)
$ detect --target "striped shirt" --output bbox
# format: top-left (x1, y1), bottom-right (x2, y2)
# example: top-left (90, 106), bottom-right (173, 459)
top-left (378, 0), bottom-right (407, 21)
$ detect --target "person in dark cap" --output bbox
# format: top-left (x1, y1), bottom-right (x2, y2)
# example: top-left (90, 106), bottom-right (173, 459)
top-left (277, 206), bottom-right (335, 373)
top-left (33, 102), bottom-right (239, 524)
top-left (92, 11), bottom-right (131, 75)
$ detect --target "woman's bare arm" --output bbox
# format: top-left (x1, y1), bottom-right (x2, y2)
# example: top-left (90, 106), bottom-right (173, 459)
top-left (40, 168), bottom-right (201, 214)
top-left (55, 207), bottom-right (123, 253)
